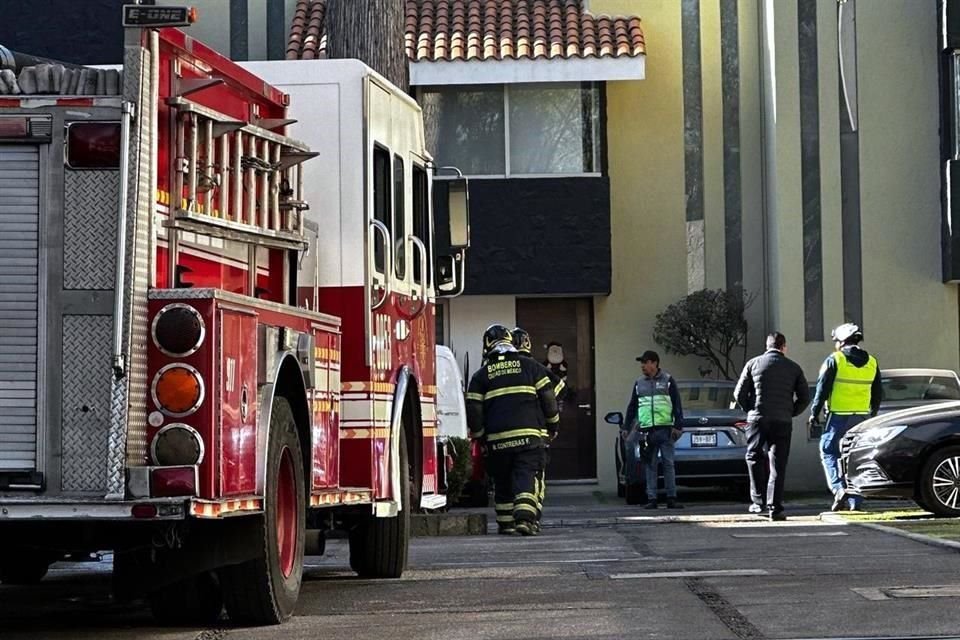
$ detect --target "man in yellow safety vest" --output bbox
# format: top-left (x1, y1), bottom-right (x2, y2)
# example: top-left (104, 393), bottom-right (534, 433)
top-left (808, 323), bottom-right (882, 512)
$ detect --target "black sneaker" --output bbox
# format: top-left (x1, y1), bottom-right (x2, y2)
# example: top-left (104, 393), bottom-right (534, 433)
top-left (644, 500), bottom-right (658, 510)
top-left (666, 499), bottom-right (683, 509)
top-left (748, 504), bottom-right (765, 514)
top-left (831, 489), bottom-right (848, 512)
top-left (768, 510), bottom-right (786, 522)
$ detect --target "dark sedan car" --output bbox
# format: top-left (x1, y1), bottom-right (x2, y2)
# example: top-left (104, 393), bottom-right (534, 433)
top-left (609, 381), bottom-right (748, 504)
top-left (841, 401), bottom-right (960, 516)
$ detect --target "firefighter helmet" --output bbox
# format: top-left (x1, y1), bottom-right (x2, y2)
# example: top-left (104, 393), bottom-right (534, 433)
top-left (482, 324), bottom-right (513, 356)
top-left (831, 322), bottom-right (863, 345)
top-left (512, 327), bottom-right (533, 355)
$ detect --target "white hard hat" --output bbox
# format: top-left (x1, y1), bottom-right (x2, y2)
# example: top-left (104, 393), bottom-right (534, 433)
top-left (831, 323), bottom-right (862, 344)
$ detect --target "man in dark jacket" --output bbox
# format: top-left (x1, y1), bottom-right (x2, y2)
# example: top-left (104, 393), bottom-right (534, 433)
top-left (466, 325), bottom-right (560, 536)
top-left (734, 332), bottom-right (810, 521)
top-left (809, 323), bottom-right (882, 512)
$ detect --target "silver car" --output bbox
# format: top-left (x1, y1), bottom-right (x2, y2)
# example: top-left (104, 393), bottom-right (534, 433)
top-left (878, 368), bottom-right (960, 413)
top-left (608, 381), bottom-right (748, 504)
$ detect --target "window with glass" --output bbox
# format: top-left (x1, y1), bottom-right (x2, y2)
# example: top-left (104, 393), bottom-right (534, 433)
top-left (881, 375), bottom-right (960, 401)
top-left (393, 154), bottom-right (406, 280)
top-left (420, 83), bottom-right (602, 177)
top-left (412, 164), bottom-right (430, 285)
top-left (678, 383), bottom-right (737, 411)
top-left (372, 144), bottom-right (391, 273)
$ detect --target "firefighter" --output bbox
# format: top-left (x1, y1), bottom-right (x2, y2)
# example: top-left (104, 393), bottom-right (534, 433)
top-left (466, 325), bottom-right (560, 536)
top-left (512, 327), bottom-right (565, 534)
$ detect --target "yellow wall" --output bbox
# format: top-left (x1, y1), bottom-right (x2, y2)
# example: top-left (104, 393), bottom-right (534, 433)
top-left (593, 0), bottom-right (689, 490)
top-left (592, 0), bottom-right (959, 493)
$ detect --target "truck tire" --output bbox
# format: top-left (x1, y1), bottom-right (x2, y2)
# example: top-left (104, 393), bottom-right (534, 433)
top-left (220, 397), bottom-right (306, 624)
top-left (148, 572), bottom-right (223, 625)
top-left (918, 445), bottom-right (960, 518)
top-left (348, 435), bottom-right (410, 578)
top-left (0, 552), bottom-right (51, 585)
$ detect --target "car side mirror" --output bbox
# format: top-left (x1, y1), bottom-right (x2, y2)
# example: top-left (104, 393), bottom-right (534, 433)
top-left (604, 411), bottom-right (623, 426)
top-left (435, 251), bottom-right (466, 297)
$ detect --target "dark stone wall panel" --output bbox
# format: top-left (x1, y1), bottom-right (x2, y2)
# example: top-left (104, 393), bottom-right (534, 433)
top-left (434, 177), bottom-right (611, 296)
top-left (0, 0), bottom-right (125, 65)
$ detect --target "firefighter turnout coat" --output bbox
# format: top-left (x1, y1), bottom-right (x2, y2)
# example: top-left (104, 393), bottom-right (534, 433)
top-left (466, 349), bottom-right (560, 531)
top-left (466, 350), bottom-right (560, 449)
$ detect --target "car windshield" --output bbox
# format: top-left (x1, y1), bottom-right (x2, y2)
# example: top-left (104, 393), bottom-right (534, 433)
top-left (881, 375), bottom-right (960, 401)
top-left (678, 384), bottom-right (736, 410)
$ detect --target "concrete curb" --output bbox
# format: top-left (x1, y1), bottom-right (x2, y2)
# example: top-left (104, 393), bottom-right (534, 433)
top-left (848, 520), bottom-right (960, 553)
top-left (411, 513), bottom-right (487, 536)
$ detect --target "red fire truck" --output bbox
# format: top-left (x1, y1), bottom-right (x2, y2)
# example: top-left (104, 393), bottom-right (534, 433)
top-left (0, 5), bottom-right (469, 625)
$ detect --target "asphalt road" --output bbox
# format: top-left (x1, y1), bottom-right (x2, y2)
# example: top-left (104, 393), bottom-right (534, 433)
top-left (3, 493), bottom-right (960, 640)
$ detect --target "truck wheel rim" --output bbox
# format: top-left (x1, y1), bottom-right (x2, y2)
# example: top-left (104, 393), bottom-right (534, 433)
top-left (932, 456), bottom-right (960, 510)
top-left (276, 447), bottom-right (298, 578)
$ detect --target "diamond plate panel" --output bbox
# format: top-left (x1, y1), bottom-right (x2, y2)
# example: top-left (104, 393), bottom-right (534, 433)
top-left (63, 170), bottom-right (119, 290)
top-left (109, 40), bottom-right (154, 483)
top-left (61, 315), bottom-right (112, 493)
top-left (124, 41), bottom-right (154, 469)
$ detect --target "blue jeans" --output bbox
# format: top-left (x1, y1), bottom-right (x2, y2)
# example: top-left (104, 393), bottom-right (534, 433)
top-left (644, 427), bottom-right (677, 500)
top-left (820, 413), bottom-right (865, 509)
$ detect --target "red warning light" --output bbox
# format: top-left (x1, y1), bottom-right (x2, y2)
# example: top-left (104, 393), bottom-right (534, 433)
top-left (0, 118), bottom-right (27, 138)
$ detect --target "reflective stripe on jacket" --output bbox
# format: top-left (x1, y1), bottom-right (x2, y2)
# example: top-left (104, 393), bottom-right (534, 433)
top-left (465, 351), bottom-right (560, 450)
top-left (828, 350), bottom-right (878, 415)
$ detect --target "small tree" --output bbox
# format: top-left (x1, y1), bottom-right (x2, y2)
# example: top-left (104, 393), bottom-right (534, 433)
top-left (652, 288), bottom-right (756, 381)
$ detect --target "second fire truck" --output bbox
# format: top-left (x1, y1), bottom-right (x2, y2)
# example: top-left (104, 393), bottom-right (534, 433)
top-left (0, 6), bottom-right (469, 625)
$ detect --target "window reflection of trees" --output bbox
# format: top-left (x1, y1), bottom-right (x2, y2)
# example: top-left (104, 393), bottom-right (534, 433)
top-left (422, 87), bottom-right (505, 175)
top-left (421, 83), bottom-right (601, 176)
top-left (509, 84), bottom-right (599, 174)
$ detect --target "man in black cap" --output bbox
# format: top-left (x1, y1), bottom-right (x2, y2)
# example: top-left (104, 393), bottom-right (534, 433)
top-left (624, 350), bottom-right (684, 509)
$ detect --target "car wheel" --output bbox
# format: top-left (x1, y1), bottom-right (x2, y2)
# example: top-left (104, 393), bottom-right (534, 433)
top-left (918, 445), bottom-right (960, 517)
top-left (914, 494), bottom-right (934, 513)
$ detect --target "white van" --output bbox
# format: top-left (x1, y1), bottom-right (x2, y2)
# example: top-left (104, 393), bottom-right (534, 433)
top-left (436, 346), bottom-right (467, 440)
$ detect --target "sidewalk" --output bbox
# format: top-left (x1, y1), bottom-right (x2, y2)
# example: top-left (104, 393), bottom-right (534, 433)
top-left (454, 483), bottom-right (918, 531)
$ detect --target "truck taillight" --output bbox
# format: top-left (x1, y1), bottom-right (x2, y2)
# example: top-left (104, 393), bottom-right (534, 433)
top-left (65, 121), bottom-right (121, 169)
top-left (152, 303), bottom-right (205, 356)
top-left (151, 423), bottom-right (205, 466)
top-left (152, 363), bottom-right (205, 417)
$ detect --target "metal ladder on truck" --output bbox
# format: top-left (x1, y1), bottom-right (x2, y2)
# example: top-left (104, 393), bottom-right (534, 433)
top-left (164, 93), bottom-right (317, 300)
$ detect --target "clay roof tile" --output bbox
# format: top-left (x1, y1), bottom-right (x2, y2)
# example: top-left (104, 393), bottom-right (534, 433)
top-left (288, 0), bottom-right (645, 63)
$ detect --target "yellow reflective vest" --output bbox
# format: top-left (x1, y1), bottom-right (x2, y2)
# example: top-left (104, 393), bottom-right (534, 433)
top-left (828, 350), bottom-right (878, 415)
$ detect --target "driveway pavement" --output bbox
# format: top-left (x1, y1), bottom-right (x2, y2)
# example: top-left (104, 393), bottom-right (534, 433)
top-left (2, 487), bottom-right (959, 640)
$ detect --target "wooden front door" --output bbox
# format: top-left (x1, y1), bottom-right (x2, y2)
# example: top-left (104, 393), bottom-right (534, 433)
top-left (515, 298), bottom-right (596, 480)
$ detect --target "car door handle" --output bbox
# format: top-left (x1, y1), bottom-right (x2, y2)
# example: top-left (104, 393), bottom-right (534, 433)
top-left (577, 404), bottom-right (591, 409)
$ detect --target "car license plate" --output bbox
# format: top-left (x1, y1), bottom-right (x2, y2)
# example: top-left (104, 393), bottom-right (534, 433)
top-left (691, 433), bottom-right (717, 447)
